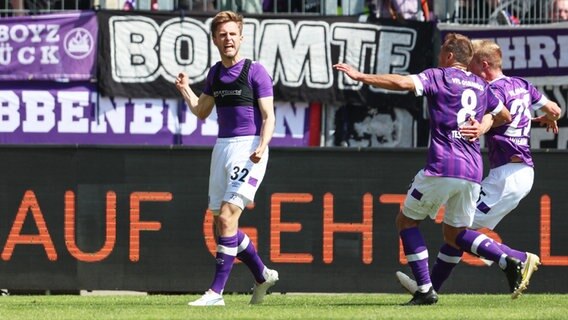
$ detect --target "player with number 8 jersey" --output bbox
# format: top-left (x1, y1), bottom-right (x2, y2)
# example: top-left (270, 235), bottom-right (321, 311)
top-left (394, 39), bottom-right (561, 301)
top-left (413, 65), bottom-right (501, 184)
top-left (334, 33), bottom-right (536, 305)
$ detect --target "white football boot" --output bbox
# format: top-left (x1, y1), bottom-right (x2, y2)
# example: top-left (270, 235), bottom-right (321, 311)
top-left (396, 271), bottom-right (418, 295)
top-left (250, 268), bottom-right (279, 304)
top-left (188, 289), bottom-right (225, 306)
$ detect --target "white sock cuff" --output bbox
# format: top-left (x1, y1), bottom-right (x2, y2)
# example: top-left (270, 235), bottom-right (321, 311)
top-left (470, 234), bottom-right (490, 255)
top-left (406, 249), bottom-right (429, 262)
top-left (437, 252), bottom-right (462, 264)
top-left (217, 244), bottom-right (237, 256)
top-left (237, 234), bottom-right (250, 253)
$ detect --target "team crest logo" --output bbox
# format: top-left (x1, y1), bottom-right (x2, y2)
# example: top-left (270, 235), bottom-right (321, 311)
top-left (64, 28), bottom-right (94, 59)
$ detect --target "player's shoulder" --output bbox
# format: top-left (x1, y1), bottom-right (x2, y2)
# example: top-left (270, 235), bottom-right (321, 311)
top-left (492, 75), bottom-right (533, 91)
top-left (209, 61), bottom-right (223, 72)
top-left (249, 60), bottom-right (266, 68)
top-left (248, 60), bottom-right (270, 75)
top-left (509, 75), bottom-right (534, 87)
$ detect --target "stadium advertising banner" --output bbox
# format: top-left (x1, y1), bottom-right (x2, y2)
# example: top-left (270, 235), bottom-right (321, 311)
top-left (0, 12), bottom-right (97, 81)
top-left (96, 11), bottom-right (434, 108)
top-left (0, 82), bottom-right (312, 146)
top-left (0, 147), bottom-right (566, 293)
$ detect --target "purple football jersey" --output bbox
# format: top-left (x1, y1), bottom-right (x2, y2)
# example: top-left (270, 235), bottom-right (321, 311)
top-left (203, 59), bottom-right (273, 138)
top-left (485, 76), bottom-right (548, 169)
top-left (411, 67), bottom-right (503, 183)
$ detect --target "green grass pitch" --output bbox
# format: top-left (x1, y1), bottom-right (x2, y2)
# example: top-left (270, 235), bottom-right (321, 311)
top-left (0, 293), bottom-right (567, 319)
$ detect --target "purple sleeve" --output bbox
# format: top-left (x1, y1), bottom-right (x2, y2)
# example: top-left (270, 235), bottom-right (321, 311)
top-left (413, 68), bottom-right (440, 97)
top-left (249, 62), bottom-right (274, 98)
top-left (201, 63), bottom-right (218, 96)
top-left (528, 83), bottom-right (543, 105)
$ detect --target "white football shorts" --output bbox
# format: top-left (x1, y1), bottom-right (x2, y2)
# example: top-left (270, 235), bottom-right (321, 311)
top-left (471, 163), bottom-right (534, 230)
top-left (208, 135), bottom-right (268, 213)
top-left (403, 170), bottom-right (481, 228)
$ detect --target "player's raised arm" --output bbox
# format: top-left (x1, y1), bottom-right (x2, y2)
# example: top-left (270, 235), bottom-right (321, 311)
top-left (175, 72), bottom-right (215, 120)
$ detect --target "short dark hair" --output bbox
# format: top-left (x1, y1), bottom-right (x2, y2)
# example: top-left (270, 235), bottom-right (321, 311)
top-left (442, 33), bottom-right (474, 66)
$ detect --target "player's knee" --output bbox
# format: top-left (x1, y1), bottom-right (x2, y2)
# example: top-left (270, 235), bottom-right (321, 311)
top-left (215, 214), bottom-right (233, 233)
top-left (395, 210), bottom-right (418, 232)
top-left (442, 224), bottom-right (465, 248)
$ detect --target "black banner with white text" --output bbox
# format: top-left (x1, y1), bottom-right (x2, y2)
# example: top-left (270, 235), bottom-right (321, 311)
top-left (96, 11), bottom-right (434, 109)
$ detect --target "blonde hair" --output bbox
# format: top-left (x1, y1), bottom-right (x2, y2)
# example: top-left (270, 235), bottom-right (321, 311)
top-left (442, 33), bottom-right (474, 65)
top-left (472, 39), bottom-right (502, 70)
top-left (210, 11), bottom-right (244, 38)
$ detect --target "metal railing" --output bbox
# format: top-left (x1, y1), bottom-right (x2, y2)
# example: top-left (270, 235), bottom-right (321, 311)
top-left (1, 0), bottom-right (92, 15)
top-left (449, 0), bottom-right (562, 25)
top-left (1, 0), bottom-right (566, 24)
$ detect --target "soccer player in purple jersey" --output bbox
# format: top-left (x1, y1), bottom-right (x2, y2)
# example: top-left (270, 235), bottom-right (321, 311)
top-left (396, 39), bottom-right (562, 299)
top-left (334, 33), bottom-right (534, 305)
top-left (175, 11), bottom-right (278, 306)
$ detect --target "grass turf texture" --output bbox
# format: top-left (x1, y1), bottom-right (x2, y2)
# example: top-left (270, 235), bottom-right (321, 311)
top-left (0, 293), bottom-right (566, 319)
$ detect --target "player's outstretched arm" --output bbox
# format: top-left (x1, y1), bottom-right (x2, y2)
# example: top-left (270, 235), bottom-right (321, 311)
top-left (333, 63), bottom-right (415, 92)
top-left (175, 72), bottom-right (215, 120)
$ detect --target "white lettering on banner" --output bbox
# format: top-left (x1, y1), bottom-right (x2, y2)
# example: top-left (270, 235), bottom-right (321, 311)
top-left (166, 100), bottom-right (198, 135)
top-left (40, 45), bottom-right (59, 64)
top-left (109, 16), bottom-right (209, 84)
top-left (58, 91), bottom-right (89, 133)
top-left (22, 91), bottom-right (55, 132)
top-left (17, 47), bottom-right (34, 65)
top-left (332, 23), bottom-right (416, 94)
top-left (492, 36), bottom-right (568, 70)
top-left (200, 111), bottom-right (219, 136)
top-left (0, 91), bottom-right (20, 132)
top-left (90, 95), bottom-right (126, 134)
top-left (331, 25), bottom-right (376, 90)
top-left (259, 20), bottom-right (332, 89)
top-left (531, 127), bottom-right (557, 148)
top-left (0, 90), bottom-right (306, 141)
top-left (0, 24), bottom-right (60, 66)
top-left (130, 99), bottom-right (165, 134)
top-left (274, 102), bottom-right (307, 138)
top-left (559, 36), bottom-right (568, 68)
top-left (108, 17), bottom-right (418, 89)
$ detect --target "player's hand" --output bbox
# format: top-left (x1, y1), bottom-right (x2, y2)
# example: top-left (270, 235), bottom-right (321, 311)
top-left (249, 147), bottom-right (265, 164)
top-left (175, 72), bottom-right (189, 92)
top-left (459, 117), bottom-right (482, 142)
top-left (333, 63), bottom-right (362, 81)
top-left (532, 115), bottom-right (559, 134)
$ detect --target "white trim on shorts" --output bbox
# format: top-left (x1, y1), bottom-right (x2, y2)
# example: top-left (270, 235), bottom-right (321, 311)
top-left (402, 170), bottom-right (481, 228)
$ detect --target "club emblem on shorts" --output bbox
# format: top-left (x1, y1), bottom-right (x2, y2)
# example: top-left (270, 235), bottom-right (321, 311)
top-left (248, 177), bottom-right (258, 187)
